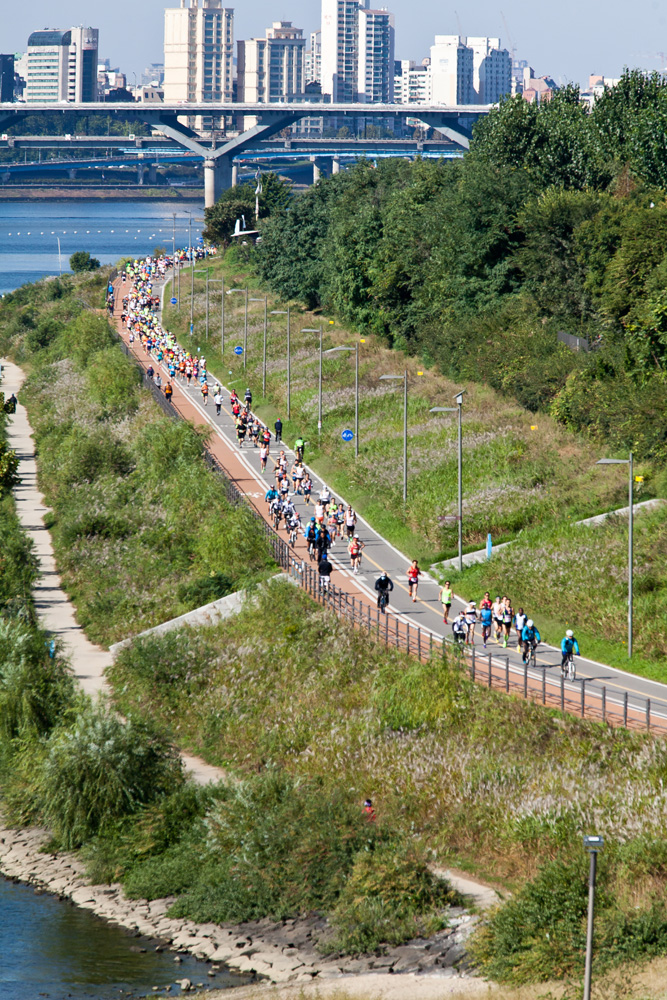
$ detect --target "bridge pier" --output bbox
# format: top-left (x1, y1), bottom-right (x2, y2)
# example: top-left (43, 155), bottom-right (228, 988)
top-left (231, 163), bottom-right (238, 188)
top-left (310, 156), bottom-right (321, 184)
top-left (332, 156), bottom-right (341, 175)
top-left (204, 155), bottom-right (233, 208)
top-left (148, 164), bottom-right (158, 185)
top-left (137, 162), bottom-right (144, 185)
top-left (68, 168), bottom-right (77, 180)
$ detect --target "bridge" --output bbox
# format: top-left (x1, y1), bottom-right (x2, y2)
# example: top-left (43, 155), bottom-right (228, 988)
top-left (0, 102), bottom-right (490, 206)
top-left (0, 136), bottom-right (462, 185)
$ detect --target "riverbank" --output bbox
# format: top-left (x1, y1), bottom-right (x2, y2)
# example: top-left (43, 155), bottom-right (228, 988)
top-left (0, 820), bottom-right (481, 987)
top-left (0, 185), bottom-right (202, 200)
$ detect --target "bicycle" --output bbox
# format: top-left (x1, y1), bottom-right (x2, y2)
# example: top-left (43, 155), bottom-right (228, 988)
top-left (525, 642), bottom-right (538, 670)
top-left (289, 523), bottom-right (299, 547)
top-left (377, 590), bottom-right (389, 614)
top-left (561, 653), bottom-right (576, 681)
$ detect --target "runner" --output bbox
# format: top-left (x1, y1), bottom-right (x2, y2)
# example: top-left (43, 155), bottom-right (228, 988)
top-left (344, 505), bottom-right (357, 539)
top-left (514, 607), bottom-right (528, 652)
top-left (492, 596), bottom-right (504, 642)
top-left (480, 601), bottom-right (493, 648)
top-left (407, 560), bottom-right (421, 603)
top-left (260, 442), bottom-right (269, 473)
top-left (501, 596), bottom-right (513, 649)
top-left (348, 534), bottom-right (364, 574)
top-left (464, 601), bottom-right (478, 645)
top-left (438, 581), bottom-right (453, 624)
top-left (302, 473), bottom-right (312, 505)
top-left (164, 381), bottom-right (173, 403)
top-left (214, 389), bottom-right (222, 416)
top-left (201, 381), bottom-right (209, 405)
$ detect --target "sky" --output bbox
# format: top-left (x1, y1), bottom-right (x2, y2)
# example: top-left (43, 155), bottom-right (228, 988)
top-left (4, 0), bottom-right (667, 88)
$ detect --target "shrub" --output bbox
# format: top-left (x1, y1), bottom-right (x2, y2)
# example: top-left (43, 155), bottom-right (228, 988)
top-left (38, 707), bottom-right (183, 848)
top-left (328, 845), bottom-right (460, 953)
top-left (373, 652), bottom-right (472, 732)
top-left (69, 251), bottom-right (101, 273)
top-left (85, 346), bottom-right (141, 416)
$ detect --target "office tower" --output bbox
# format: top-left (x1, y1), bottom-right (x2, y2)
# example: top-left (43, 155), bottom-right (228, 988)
top-left (305, 30), bottom-right (321, 85)
top-left (25, 27), bottom-right (98, 103)
top-left (164, 0), bottom-right (234, 126)
top-left (358, 7), bottom-right (394, 102)
top-left (237, 22), bottom-right (305, 103)
top-left (466, 37), bottom-right (510, 103)
top-left (430, 35), bottom-right (473, 105)
top-left (0, 54), bottom-right (15, 102)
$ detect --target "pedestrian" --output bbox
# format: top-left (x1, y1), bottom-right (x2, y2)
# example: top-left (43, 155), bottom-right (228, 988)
top-left (274, 417), bottom-right (283, 443)
top-left (363, 799), bottom-right (376, 822)
top-left (164, 381), bottom-right (173, 403)
top-left (318, 555), bottom-right (333, 591)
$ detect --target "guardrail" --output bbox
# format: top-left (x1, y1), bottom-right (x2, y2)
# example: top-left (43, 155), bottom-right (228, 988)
top-left (110, 289), bottom-right (667, 738)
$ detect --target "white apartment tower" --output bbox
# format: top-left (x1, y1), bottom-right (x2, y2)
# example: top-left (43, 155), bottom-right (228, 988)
top-left (394, 59), bottom-right (431, 104)
top-left (305, 30), bottom-right (322, 85)
top-left (321, 0), bottom-right (395, 103)
top-left (358, 8), bottom-right (395, 102)
top-left (25, 27), bottom-right (98, 103)
top-left (237, 22), bottom-right (305, 103)
top-left (430, 35), bottom-right (474, 105)
top-left (466, 37), bottom-right (511, 103)
top-left (164, 0), bottom-right (234, 117)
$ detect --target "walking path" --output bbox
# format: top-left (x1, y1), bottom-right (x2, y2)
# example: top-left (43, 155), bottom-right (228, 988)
top-left (1, 358), bottom-right (222, 787)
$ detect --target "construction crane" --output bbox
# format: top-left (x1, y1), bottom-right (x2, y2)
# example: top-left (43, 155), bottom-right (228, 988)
top-left (501, 10), bottom-right (516, 63)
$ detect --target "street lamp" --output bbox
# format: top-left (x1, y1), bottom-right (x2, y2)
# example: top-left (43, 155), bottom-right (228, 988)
top-left (270, 307), bottom-right (291, 417)
top-left (379, 370), bottom-right (408, 503)
top-left (192, 267), bottom-right (210, 340)
top-left (227, 287), bottom-right (248, 369)
top-left (302, 327), bottom-right (323, 437)
top-left (325, 344), bottom-right (359, 458)
top-left (431, 389), bottom-right (466, 572)
top-left (207, 276), bottom-right (225, 358)
top-left (596, 453), bottom-right (634, 657)
top-left (250, 295), bottom-right (267, 396)
top-left (583, 835), bottom-right (604, 1000)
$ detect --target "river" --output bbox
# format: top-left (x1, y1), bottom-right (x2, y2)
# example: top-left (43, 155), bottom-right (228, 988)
top-left (0, 200), bottom-right (204, 295)
top-left (0, 198), bottom-right (239, 998)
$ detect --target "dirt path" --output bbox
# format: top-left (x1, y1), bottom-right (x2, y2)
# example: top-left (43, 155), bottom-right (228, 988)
top-left (1, 358), bottom-right (223, 787)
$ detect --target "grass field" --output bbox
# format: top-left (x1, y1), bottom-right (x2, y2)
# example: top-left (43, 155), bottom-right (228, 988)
top-left (161, 251), bottom-right (632, 565)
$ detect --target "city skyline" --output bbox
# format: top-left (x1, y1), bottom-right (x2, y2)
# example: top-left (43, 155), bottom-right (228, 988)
top-left (2, 0), bottom-right (667, 89)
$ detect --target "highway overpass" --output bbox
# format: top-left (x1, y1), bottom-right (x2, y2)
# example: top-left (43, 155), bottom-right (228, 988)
top-left (0, 102), bottom-right (490, 205)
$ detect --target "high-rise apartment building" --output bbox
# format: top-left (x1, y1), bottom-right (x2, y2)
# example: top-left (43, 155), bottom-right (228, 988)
top-left (430, 36), bottom-right (473, 105)
top-left (466, 37), bottom-right (510, 103)
top-left (237, 22), bottom-right (305, 103)
top-left (394, 59), bottom-right (431, 104)
top-left (305, 30), bottom-right (321, 85)
top-left (164, 0), bottom-right (233, 127)
top-left (321, 0), bottom-right (395, 104)
top-left (0, 54), bottom-right (15, 103)
top-left (25, 27), bottom-right (98, 103)
top-left (358, 7), bottom-right (394, 102)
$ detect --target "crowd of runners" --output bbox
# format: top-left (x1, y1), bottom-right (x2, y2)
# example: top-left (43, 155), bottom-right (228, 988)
top-left (114, 251), bottom-right (582, 671)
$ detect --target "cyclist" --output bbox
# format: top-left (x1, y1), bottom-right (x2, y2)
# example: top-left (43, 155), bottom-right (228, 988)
top-left (452, 612), bottom-right (468, 646)
top-left (305, 518), bottom-right (318, 561)
top-left (521, 619), bottom-right (541, 664)
top-left (288, 510), bottom-right (302, 547)
top-left (274, 417), bottom-right (283, 443)
top-left (479, 601), bottom-right (493, 648)
top-left (439, 581), bottom-right (453, 624)
top-left (375, 571), bottom-right (394, 612)
top-left (561, 630), bottom-right (580, 669)
top-left (348, 534), bottom-right (365, 574)
top-left (295, 436), bottom-right (305, 462)
top-left (407, 560), bottom-right (421, 603)
top-left (265, 484), bottom-right (280, 506)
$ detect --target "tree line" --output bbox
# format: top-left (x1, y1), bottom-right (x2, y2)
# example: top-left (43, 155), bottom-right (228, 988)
top-left (227, 70), bottom-right (667, 464)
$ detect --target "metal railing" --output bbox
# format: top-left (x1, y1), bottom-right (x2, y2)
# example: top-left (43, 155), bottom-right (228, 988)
top-left (110, 285), bottom-right (667, 738)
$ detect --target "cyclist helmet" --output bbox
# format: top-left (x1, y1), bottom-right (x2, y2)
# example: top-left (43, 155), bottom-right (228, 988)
top-left (527, 619), bottom-right (534, 628)
top-left (566, 629), bottom-right (574, 637)
top-left (310, 516), bottom-right (315, 522)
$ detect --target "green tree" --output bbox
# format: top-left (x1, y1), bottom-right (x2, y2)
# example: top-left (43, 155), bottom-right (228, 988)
top-left (203, 172), bottom-right (292, 246)
top-left (69, 250), bottom-right (101, 273)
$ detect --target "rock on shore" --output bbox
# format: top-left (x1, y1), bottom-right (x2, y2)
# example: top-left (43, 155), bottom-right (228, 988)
top-left (0, 821), bottom-right (478, 985)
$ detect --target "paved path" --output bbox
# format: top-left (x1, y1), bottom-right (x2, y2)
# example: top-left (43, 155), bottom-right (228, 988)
top-left (1, 359), bottom-right (223, 787)
top-left (114, 275), bottom-right (667, 732)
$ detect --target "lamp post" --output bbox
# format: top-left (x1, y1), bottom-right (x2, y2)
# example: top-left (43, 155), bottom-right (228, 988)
top-left (192, 268), bottom-right (210, 340)
top-left (302, 328), bottom-right (323, 437)
top-left (227, 287), bottom-right (248, 369)
top-left (325, 344), bottom-right (359, 458)
top-left (379, 370), bottom-right (408, 503)
top-left (583, 835), bottom-right (604, 1000)
top-left (431, 389), bottom-right (466, 572)
top-left (207, 276), bottom-right (225, 358)
top-left (596, 453), bottom-right (634, 657)
top-left (249, 295), bottom-right (267, 396)
top-left (270, 307), bottom-right (291, 417)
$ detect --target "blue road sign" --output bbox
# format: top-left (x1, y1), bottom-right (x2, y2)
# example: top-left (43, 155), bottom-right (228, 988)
top-left (170, 297), bottom-right (178, 305)
top-left (341, 429), bottom-right (354, 442)
top-left (234, 346), bottom-right (244, 356)
top-left (487, 533), bottom-right (493, 561)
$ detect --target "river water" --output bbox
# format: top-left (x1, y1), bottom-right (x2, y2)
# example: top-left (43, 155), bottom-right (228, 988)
top-left (0, 200), bottom-right (204, 295)
top-left (0, 198), bottom-right (242, 998)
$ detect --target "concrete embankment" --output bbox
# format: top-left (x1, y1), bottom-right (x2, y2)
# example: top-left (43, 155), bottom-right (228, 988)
top-left (0, 822), bottom-right (481, 987)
